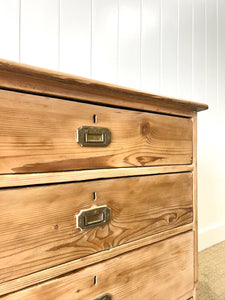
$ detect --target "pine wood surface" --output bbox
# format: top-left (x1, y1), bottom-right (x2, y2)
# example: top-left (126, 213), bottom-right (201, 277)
top-left (193, 113), bottom-right (199, 299)
top-left (177, 292), bottom-right (194, 300)
top-left (0, 224), bottom-right (193, 296)
top-left (0, 59), bottom-right (208, 299)
top-left (0, 59), bottom-right (208, 118)
top-left (2, 231), bottom-right (194, 300)
top-left (0, 173), bottom-right (192, 284)
top-left (0, 89), bottom-right (193, 174)
top-left (0, 165), bottom-right (193, 188)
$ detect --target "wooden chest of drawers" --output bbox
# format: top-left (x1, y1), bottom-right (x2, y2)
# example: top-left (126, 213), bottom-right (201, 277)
top-left (0, 59), bottom-right (207, 300)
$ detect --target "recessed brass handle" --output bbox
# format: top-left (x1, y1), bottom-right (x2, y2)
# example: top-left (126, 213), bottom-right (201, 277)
top-left (76, 206), bottom-right (111, 230)
top-left (93, 294), bottom-right (112, 300)
top-left (76, 126), bottom-right (111, 147)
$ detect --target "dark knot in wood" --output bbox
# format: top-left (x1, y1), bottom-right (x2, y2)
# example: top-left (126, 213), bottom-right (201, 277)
top-left (140, 121), bottom-right (151, 136)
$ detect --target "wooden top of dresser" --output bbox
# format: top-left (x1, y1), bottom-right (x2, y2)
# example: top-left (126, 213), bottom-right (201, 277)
top-left (0, 59), bottom-right (208, 117)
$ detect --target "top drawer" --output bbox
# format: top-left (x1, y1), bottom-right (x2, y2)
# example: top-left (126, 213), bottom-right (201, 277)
top-left (0, 89), bottom-right (192, 174)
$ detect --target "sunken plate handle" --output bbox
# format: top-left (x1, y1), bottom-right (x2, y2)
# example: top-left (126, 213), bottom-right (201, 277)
top-left (77, 126), bottom-right (111, 147)
top-left (76, 206), bottom-right (111, 230)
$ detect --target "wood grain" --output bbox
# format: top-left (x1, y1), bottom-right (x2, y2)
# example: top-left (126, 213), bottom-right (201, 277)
top-left (0, 223), bottom-right (193, 296)
top-left (177, 292), bottom-right (194, 300)
top-left (2, 231), bottom-right (194, 300)
top-left (0, 165), bottom-right (193, 188)
top-left (0, 89), bottom-right (193, 174)
top-left (0, 173), bottom-right (193, 283)
top-left (0, 59), bottom-right (208, 117)
top-left (193, 112), bottom-right (198, 299)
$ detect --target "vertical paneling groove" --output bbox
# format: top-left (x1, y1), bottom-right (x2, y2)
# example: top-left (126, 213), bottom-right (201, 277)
top-left (0, 0), bottom-right (20, 61)
top-left (20, 0), bottom-right (59, 69)
top-left (160, 0), bottom-right (163, 93)
top-left (177, 0), bottom-right (180, 97)
top-left (58, 0), bottom-right (61, 71)
top-left (59, 0), bottom-right (91, 77)
top-left (192, 0), bottom-right (206, 101)
top-left (90, 0), bottom-right (93, 78)
top-left (117, 0), bottom-right (120, 84)
top-left (216, 0), bottom-right (219, 107)
top-left (92, 0), bottom-right (118, 83)
top-left (118, 0), bottom-right (141, 89)
top-left (216, 0), bottom-right (225, 225)
top-left (206, 0), bottom-right (218, 107)
top-left (140, 0), bottom-right (142, 89)
top-left (195, 0), bottom-right (211, 237)
top-left (141, 0), bottom-right (161, 94)
top-left (178, 0), bottom-right (192, 100)
top-left (19, 0), bottom-right (21, 62)
top-left (191, 0), bottom-right (194, 99)
top-left (218, 0), bottom-right (225, 107)
top-left (206, 0), bottom-right (218, 228)
top-left (161, 0), bottom-right (179, 97)
top-left (205, 1), bottom-right (207, 100)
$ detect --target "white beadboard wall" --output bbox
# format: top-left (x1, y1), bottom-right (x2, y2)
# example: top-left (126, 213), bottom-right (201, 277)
top-left (0, 0), bottom-right (224, 251)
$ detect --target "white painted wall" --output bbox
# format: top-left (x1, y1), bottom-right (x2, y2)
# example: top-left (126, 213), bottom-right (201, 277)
top-left (0, 0), bottom-right (224, 251)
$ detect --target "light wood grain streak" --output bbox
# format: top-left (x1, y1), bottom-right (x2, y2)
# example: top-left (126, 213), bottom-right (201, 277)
top-left (1, 231), bottom-right (194, 300)
top-left (0, 224), bottom-right (193, 296)
top-left (0, 173), bottom-right (193, 283)
top-left (0, 59), bottom-right (208, 117)
top-left (0, 165), bottom-right (193, 188)
top-left (0, 89), bottom-right (193, 174)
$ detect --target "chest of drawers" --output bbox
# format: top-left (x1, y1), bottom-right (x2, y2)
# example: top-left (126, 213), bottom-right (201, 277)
top-left (0, 59), bottom-right (207, 300)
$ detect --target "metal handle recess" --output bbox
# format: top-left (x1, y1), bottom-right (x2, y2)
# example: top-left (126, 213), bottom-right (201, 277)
top-left (76, 206), bottom-right (111, 230)
top-left (77, 126), bottom-right (111, 147)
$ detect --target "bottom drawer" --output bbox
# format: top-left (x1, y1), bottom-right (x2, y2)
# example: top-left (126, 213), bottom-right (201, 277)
top-left (3, 231), bottom-right (194, 300)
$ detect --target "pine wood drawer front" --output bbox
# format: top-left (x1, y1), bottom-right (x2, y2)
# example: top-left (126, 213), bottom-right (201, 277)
top-left (0, 89), bottom-right (193, 174)
top-left (2, 231), bottom-right (194, 300)
top-left (0, 172), bottom-right (193, 283)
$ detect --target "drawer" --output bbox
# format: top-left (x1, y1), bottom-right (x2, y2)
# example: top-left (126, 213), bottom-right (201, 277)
top-left (0, 89), bottom-right (193, 174)
top-left (2, 231), bottom-right (194, 300)
top-left (0, 172), bottom-right (193, 283)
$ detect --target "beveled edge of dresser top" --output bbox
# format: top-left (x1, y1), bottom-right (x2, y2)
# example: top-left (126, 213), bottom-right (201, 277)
top-left (0, 59), bottom-right (208, 118)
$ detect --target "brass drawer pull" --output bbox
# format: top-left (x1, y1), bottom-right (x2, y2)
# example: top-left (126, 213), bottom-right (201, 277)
top-left (93, 294), bottom-right (112, 300)
top-left (76, 206), bottom-right (111, 230)
top-left (77, 126), bottom-right (111, 147)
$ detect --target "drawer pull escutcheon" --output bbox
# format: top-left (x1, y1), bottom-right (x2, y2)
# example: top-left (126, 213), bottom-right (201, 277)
top-left (76, 206), bottom-right (111, 230)
top-left (93, 294), bottom-right (112, 300)
top-left (77, 126), bottom-right (111, 147)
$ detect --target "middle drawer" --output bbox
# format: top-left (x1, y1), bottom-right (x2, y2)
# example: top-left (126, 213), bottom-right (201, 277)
top-left (0, 172), bottom-right (193, 283)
